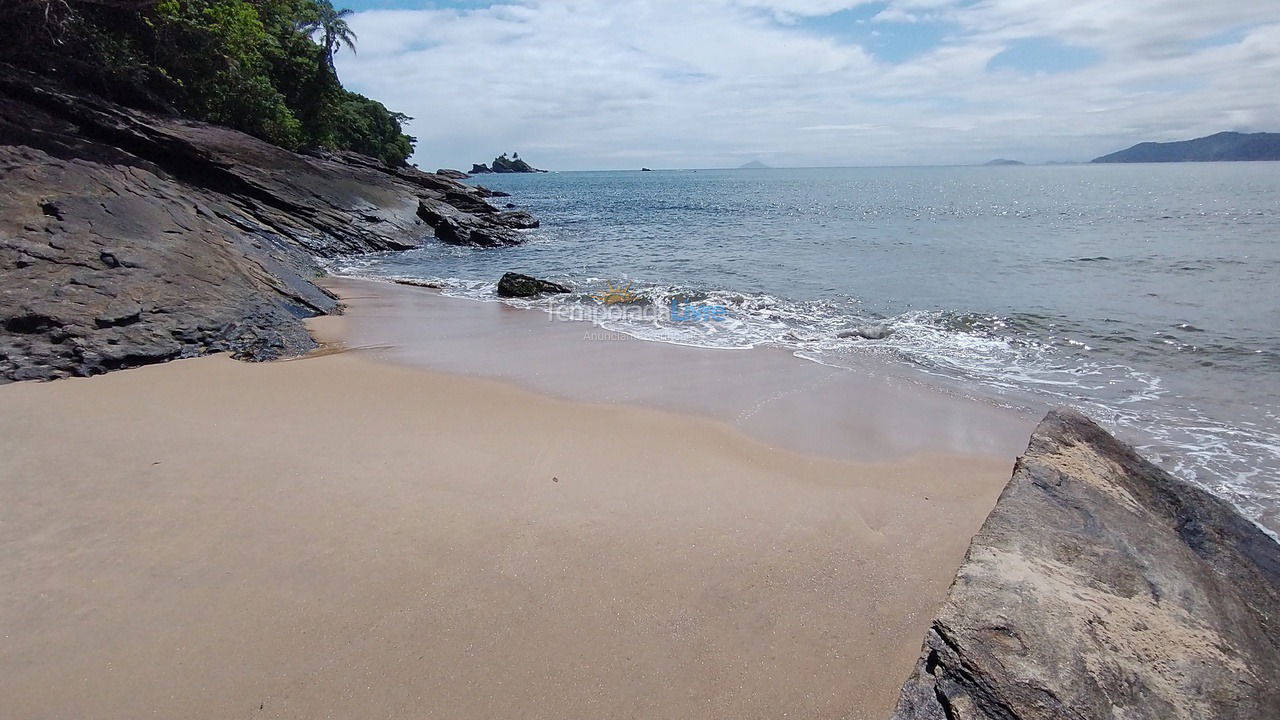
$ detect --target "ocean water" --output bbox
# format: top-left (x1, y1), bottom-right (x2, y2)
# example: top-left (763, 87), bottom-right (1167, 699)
top-left (331, 164), bottom-right (1280, 531)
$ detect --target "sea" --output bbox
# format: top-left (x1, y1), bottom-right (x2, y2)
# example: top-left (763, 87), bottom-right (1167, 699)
top-left (330, 163), bottom-right (1280, 532)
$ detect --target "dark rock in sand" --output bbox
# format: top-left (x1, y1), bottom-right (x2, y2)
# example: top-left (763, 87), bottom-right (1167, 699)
top-left (436, 168), bottom-right (469, 179)
top-left (889, 408), bottom-right (1280, 720)
top-left (391, 278), bottom-right (443, 289)
top-left (0, 65), bottom-right (536, 382)
top-left (496, 273), bottom-right (570, 298)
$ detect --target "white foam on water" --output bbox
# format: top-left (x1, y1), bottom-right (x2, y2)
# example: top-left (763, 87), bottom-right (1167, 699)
top-left (324, 265), bottom-right (1279, 535)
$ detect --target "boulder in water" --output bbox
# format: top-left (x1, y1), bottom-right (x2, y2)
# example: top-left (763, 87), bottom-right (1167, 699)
top-left (496, 273), bottom-right (570, 298)
top-left (495, 210), bottom-right (539, 229)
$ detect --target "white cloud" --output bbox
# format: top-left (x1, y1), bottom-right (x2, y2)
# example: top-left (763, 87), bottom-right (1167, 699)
top-left (335, 0), bottom-right (1280, 169)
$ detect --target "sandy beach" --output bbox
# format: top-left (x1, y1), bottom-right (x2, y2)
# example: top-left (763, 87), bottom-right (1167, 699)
top-left (0, 281), bottom-right (1022, 719)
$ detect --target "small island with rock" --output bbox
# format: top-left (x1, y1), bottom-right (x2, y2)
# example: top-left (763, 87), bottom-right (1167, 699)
top-left (470, 152), bottom-right (547, 174)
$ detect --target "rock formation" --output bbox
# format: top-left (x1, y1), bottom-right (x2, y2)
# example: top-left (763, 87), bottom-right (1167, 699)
top-left (435, 168), bottom-right (469, 179)
top-left (496, 273), bottom-right (570, 298)
top-left (889, 408), bottom-right (1280, 720)
top-left (0, 66), bottom-right (536, 382)
top-left (472, 153), bottom-right (546, 174)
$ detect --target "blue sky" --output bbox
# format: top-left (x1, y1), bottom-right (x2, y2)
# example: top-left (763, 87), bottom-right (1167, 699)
top-left (333, 1), bottom-right (1280, 169)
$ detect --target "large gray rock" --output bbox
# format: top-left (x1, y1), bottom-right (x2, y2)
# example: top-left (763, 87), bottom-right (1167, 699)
top-left (0, 66), bottom-right (534, 381)
top-left (890, 408), bottom-right (1280, 720)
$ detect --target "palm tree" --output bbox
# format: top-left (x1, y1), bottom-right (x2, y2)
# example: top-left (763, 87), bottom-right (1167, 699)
top-left (303, 1), bottom-right (357, 71)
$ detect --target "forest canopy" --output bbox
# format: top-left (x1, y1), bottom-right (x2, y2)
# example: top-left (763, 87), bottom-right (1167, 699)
top-left (4, 0), bottom-right (415, 166)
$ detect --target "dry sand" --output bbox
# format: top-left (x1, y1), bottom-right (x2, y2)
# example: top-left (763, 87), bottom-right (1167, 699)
top-left (0, 285), bottom-right (1022, 720)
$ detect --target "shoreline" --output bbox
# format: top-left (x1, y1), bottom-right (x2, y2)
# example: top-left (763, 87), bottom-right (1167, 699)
top-left (0, 282), bottom-right (1020, 719)
top-left (311, 276), bottom-right (1039, 465)
top-left (317, 275), bottom-right (1280, 536)
top-left (5, 58), bottom-right (1276, 720)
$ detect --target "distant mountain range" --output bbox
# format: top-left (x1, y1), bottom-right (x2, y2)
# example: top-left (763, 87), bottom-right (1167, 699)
top-left (738, 160), bottom-right (770, 169)
top-left (984, 158), bottom-right (1025, 166)
top-left (1092, 132), bottom-right (1280, 163)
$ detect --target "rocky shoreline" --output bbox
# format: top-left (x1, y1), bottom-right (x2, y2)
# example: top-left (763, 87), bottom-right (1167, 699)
top-left (0, 67), bottom-right (535, 382)
top-left (890, 409), bottom-right (1280, 720)
top-left (2, 68), bottom-right (1277, 720)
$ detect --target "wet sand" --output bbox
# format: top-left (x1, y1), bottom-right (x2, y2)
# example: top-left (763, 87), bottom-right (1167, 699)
top-left (0, 280), bottom-right (1029, 719)
top-left (313, 277), bottom-right (1038, 463)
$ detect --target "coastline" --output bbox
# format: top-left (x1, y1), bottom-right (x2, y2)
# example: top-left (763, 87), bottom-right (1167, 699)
top-left (0, 281), bottom-right (1020, 719)
top-left (4, 34), bottom-right (1277, 720)
top-left (311, 276), bottom-right (1039, 465)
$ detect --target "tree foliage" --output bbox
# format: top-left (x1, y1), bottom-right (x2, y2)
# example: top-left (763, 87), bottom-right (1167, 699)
top-left (2, 0), bottom-right (416, 166)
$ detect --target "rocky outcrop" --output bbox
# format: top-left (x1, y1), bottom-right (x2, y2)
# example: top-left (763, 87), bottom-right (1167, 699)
top-left (496, 273), bottom-right (570, 298)
top-left (890, 408), bottom-right (1280, 720)
top-left (473, 153), bottom-right (546, 174)
top-left (497, 210), bottom-right (539, 229)
top-left (436, 168), bottom-right (468, 179)
top-left (414, 200), bottom-right (538, 247)
top-left (0, 67), bottom-right (536, 382)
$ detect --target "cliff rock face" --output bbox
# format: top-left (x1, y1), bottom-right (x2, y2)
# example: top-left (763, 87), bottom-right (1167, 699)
top-left (0, 68), bottom-right (533, 382)
top-left (890, 408), bottom-right (1280, 720)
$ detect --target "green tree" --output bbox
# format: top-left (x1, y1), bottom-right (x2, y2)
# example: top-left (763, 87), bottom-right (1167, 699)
top-left (300, 0), bottom-right (356, 70)
top-left (5, 0), bottom-right (415, 165)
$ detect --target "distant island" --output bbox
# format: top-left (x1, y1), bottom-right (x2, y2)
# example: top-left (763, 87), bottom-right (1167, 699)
top-left (738, 160), bottom-right (770, 169)
top-left (1092, 131), bottom-right (1280, 163)
top-left (471, 152), bottom-right (547, 174)
top-left (984, 159), bottom-right (1025, 166)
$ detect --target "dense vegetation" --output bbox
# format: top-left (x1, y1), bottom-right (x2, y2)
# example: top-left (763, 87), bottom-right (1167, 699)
top-left (4, 0), bottom-right (415, 165)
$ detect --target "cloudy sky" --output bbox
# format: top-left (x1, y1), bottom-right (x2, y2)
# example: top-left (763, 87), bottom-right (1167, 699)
top-left (334, 0), bottom-right (1280, 170)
